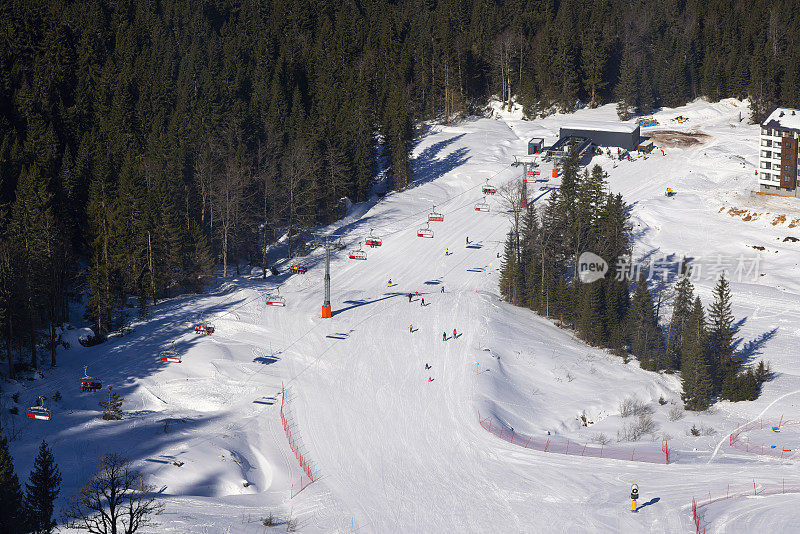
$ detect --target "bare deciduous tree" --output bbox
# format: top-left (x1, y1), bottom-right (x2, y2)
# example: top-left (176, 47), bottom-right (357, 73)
top-left (66, 454), bottom-right (163, 534)
top-left (213, 149), bottom-right (247, 278)
top-left (281, 141), bottom-right (317, 259)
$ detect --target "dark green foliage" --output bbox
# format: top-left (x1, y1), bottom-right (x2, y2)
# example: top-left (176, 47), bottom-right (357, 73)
top-left (681, 297), bottom-right (713, 411)
top-left (706, 274), bottom-right (740, 390)
top-left (24, 440), bottom-right (62, 534)
top-left (0, 425), bottom-right (24, 534)
top-left (499, 157), bottom-right (633, 353)
top-left (626, 271), bottom-right (665, 370)
top-left (99, 385), bottom-right (124, 420)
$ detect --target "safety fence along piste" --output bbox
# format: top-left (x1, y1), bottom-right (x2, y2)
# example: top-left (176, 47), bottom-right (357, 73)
top-left (692, 479), bottom-right (800, 534)
top-left (280, 383), bottom-right (316, 497)
top-left (728, 417), bottom-right (799, 459)
top-left (478, 411), bottom-right (669, 464)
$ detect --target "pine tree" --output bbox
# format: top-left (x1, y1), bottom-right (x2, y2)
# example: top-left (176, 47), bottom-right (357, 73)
top-left (0, 424), bottom-right (24, 534)
top-left (706, 274), bottom-right (740, 393)
top-left (24, 440), bottom-right (62, 534)
top-left (99, 385), bottom-right (124, 420)
top-left (666, 273), bottom-right (694, 370)
top-left (499, 232), bottom-right (520, 305)
top-left (681, 297), bottom-right (712, 410)
top-left (616, 46), bottom-right (637, 120)
top-left (626, 271), bottom-right (665, 370)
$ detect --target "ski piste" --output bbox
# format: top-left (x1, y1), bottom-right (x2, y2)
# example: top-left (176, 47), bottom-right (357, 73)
top-left (6, 97), bottom-right (800, 533)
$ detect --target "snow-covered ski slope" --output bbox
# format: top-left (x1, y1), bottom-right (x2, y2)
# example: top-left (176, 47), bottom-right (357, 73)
top-left (6, 98), bottom-right (800, 533)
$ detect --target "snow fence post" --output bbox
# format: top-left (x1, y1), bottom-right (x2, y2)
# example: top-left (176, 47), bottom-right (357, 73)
top-left (525, 436), bottom-right (531, 448)
top-left (544, 439), bottom-right (550, 452)
top-left (753, 479), bottom-right (756, 496)
top-left (600, 444), bottom-right (603, 458)
top-left (581, 444), bottom-right (586, 456)
top-left (566, 440), bottom-right (569, 455)
top-left (631, 448), bottom-right (635, 461)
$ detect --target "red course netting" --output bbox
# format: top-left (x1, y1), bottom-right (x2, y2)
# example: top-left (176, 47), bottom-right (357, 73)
top-left (691, 479), bottom-right (800, 534)
top-left (280, 383), bottom-right (316, 497)
top-left (728, 417), bottom-right (799, 460)
top-left (478, 411), bottom-right (669, 464)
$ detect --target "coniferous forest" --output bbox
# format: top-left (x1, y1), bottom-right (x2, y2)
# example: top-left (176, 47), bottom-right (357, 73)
top-left (0, 0), bottom-right (794, 390)
top-left (499, 149), bottom-right (771, 409)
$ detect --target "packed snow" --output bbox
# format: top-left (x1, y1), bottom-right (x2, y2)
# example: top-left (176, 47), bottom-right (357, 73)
top-left (4, 97), bottom-right (800, 533)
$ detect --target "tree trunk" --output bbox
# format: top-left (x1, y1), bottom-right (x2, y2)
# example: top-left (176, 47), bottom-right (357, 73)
top-left (6, 318), bottom-right (14, 379)
top-left (148, 231), bottom-right (156, 305)
top-left (50, 321), bottom-right (56, 367)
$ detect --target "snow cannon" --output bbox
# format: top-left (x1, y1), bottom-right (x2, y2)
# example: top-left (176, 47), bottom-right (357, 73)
top-left (631, 484), bottom-right (639, 513)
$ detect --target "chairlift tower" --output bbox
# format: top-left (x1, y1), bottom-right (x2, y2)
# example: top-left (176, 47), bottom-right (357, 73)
top-left (313, 236), bottom-right (344, 318)
top-left (512, 155), bottom-right (539, 209)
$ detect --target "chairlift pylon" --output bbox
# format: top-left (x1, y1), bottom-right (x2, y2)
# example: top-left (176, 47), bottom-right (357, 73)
top-left (265, 286), bottom-right (286, 307)
top-left (474, 197), bottom-right (490, 212)
top-left (80, 366), bottom-right (102, 392)
top-left (482, 179), bottom-right (497, 195)
top-left (428, 205), bottom-right (444, 222)
top-left (417, 222), bottom-right (434, 238)
top-left (348, 241), bottom-right (367, 260)
top-left (365, 229), bottom-right (382, 248)
top-left (159, 342), bottom-right (182, 363)
top-left (27, 396), bottom-right (51, 421)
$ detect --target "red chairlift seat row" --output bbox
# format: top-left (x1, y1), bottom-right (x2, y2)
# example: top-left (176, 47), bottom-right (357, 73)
top-left (428, 205), bottom-right (444, 222)
top-left (348, 242), bottom-right (367, 260)
top-left (290, 263), bottom-right (308, 274)
top-left (265, 287), bottom-right (286, 307)
top-left (27, 396), bottom-right (51, 421)
top-left (417, 222), bottom-right (434, 238)
top-left (365, 229), bottom-right (382, 247)
top-left (80, 366), bottom-right (102, 392)
top-left (474, 197), bottom-right (490, 212)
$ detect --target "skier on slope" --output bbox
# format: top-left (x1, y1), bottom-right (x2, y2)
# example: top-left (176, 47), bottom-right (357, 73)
top-left (421, 298), bottom-right (425, 306)
top-left (445, 248), bottom-right (448, 256)
top-left (441, 286), bottom-right (444, 293)
top-left (443, 331), bottom-right (447, 341)
top-left (428, 377), bottom-right (434, 382)
top-left (409, 324), bottom-right (413, 333)
top-left (408, 293), bottom-right (412, 302)
top-left (388, 279), bottom-right (392, 287)
top-left (466, 236), bottom-right (469, 245)
top-left (453, 328), bottom-right (457, 339)
top-left (425, 363), bottom-right (431, 369)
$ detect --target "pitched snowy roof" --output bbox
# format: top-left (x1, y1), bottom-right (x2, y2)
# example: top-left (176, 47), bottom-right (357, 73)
top-left (762, 107), bottom-right (800, 131)
top-left (559, 120), bottom-right (639, 134)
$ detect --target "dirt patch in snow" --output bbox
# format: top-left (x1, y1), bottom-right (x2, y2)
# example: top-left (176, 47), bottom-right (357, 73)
top-left (649, 130), bottom-right (710, 148)
top-left (720, 207), bottom-right (800, 228)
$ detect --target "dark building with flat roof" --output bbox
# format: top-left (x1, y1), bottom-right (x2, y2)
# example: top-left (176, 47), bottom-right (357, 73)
top-left (558, 121), bottom-right (640, 151)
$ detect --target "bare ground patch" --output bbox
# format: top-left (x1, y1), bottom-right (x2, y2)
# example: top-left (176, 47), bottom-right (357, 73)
top-left (649, 130), bottom-right (711, 148)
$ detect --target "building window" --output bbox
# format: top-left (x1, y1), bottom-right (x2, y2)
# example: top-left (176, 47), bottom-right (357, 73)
top-left (761, 150), bottom-right (770, 158)
top-left (761, 161), bottom-right (770, 169)
top-left (762, 128), bottom-right (769, 135)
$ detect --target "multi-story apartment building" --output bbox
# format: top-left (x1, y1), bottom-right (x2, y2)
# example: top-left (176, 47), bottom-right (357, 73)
top-left (759, 107), bottom-right (800, 198)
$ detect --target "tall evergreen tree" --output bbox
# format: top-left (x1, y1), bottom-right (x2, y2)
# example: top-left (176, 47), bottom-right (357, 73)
top-left (706, 274), bottom-right (740, 392)
top-left (24, 440), bottom-right (62, 534)
top-left (626, 271), bottom-right (665, 370)
top-left (681, 296), bottom-right (712, 410)
top-left (0, 424), bottom-right (23, 534)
